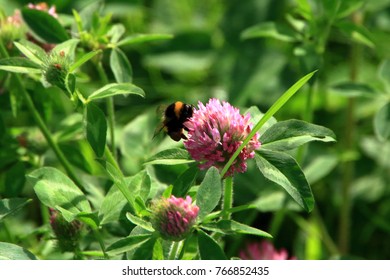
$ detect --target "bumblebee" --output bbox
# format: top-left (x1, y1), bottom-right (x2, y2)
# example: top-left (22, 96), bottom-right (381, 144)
top-left (154, 101), bottom-right (194, 141)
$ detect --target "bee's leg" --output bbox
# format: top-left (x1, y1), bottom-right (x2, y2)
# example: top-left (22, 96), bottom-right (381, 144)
top-left (181, 133), bottom-right (188, 140)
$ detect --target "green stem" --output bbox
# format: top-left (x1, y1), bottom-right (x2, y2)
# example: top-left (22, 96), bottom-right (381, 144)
top-left (96, 61), bottom-right (117, 160)
top-left (303, 83), bottom-right (315, 123)
top-left (73, 244), bottom-right (85, 260)
top-left (226, 210), bottom-right (257, 257)
top-left (0, 40), bottom-right (85, 192)
top-left (104, 146), bottom-right (136, 212)
top-left (269, 209), bottom-right (286, 238)
top-left (313, 207), bottom-right (339, 256)
top-left (104, 145), bottom-right (121, 171)
top-left (1, 220), bottom-right (14, 243)
top-left (92, 227), bottom-right (109, 259)
top-left (222, 177), bottom-right (233, 220)
top-left (338, 12), bottom-right (362, 255)
top-left (168, 241), bottom-right (182, 260)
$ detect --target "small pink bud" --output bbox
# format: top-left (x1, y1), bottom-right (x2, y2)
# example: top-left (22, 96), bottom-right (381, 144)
top-left (151, 195), bottom-right (199, 241)
top-left (49, 208), bottom-right (82, 252)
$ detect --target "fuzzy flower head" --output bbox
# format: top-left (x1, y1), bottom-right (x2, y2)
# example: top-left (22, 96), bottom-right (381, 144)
top-left (239, 241), bottom-right (297, 260)
top-left (0, 10), bottom-right (25, 43)
top-left (184, 98), bottom-right (260, 177)
top-left (151, 195), bottom-right (199, 241)
top-left (43, 50), bottom-right (70, 91)
top-left (49, 208), bottom-right (82, 252)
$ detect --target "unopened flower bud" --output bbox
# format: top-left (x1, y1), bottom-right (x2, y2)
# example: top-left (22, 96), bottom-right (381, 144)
top-left (49, 208), bottom-right (82, 252)
top-left (151, 195), bottom-right (199, 241)
top-left (43, 51), bottom-right (70, 91)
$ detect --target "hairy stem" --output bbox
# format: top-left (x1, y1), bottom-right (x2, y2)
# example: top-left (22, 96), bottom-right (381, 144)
top-left (96, 61), bottom-right (117, 160)
top-left (222, 176), bottom-right (234, 220)
top-left (168, 241), bottom-right (182, 260)
top-left (338, 12), bottom-right (362, 255)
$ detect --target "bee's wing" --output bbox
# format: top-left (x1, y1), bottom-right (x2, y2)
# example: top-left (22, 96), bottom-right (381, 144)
top-left (152, 122), bottom-right (165, 139)
top-left (152, 104), bottom-right (168, 139)
top-left (156, 104), bottom-right (167, 116)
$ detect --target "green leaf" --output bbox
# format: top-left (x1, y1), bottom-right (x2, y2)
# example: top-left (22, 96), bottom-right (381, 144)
top-left (0, 57), bottom-right (41, 74)
top-left (117, 33), bottom-right (174, 47)
top-left (162, 185), bottom-right (173, 198)
top-left (97, 170), bottom-right (150, 223)
top-left (88, 83), bottom-right (145, 102)
top-left (99, 185), bottom-right (130, 225)
top-left (221, 70), bottom-right (317, 177)
top-left (374, 102), bottom-right (390, 141)
top-left (252, 191), bottom-right (292, 212)
top-left (0, 198), bottom-right (32, 222)
top-left (336, 21), bottom-right (375, 49)
top-left (52, 39), bottom-right (80, 62)
top-left (98, 169), bottom-right (150, 224)
top-left (21, 8), bottom-right (69, 43)
top-left (108, 24), bottom-right (126, 44)
top-left (126, 212), bottom-right (154, 232)
top-left (260, 119), bottom-right (336, 151)
top-left (74, 0), bottom-right (104, 31)
top-left (145, 148), bottom-right (194, 165)
top-left (255, 150), bottom-right (314, 212)
top-left (14, 41), bottom-right (46, 65)
top-left (98, 160), bottom-right (137, 215)
top-left (134, 196), bottom-right (148, 215)
top-left (196, 167), bottom-right (222, 220)
top-left (61, 149), bottom-right (93, 173)
top-left (0, 114), bottom-right (5, 139)
top-left (172, 164), bottom-right (199, 197)
top-left (295, 0), bottom-right (312, 20)
top-left (153, 238), bottom-right (164, 260)
top-left (85, 103), bottom-right (107, 157)
top-left (28, 167), bottom-right (91, 221)
top-left (197, 230), bottom-right (227, 260)
top-left (245, 106), bottom-right (277, 135)
top-left (337, 0), bottom-right (365, 19)
top-left (4, 161), bottom-right (26, 196)
top-left (304, 155), bottom-right (338, 184)
top-left (379, 59), bottom-right (390, 86)
top-left (125, 226), bottom-right (156, 259)
top-left (241, 22), bottom-right (298, 42)
top-left (0, 242), bottom-right (37, 260)
top-left (110, 48), bottom-right (133, 83)
top-left (106, 234), bottom-right (152, 256)
top-left (69, 50), bottom-right (101, 73)
top-left (331, 82), bottom-right (377, 97)
top-left (131, 237), bottom-right (158, 260)
top-left (76, 212), bottom-right (99, 230)
top-left (128, 170), bottom-right (151, 201)
top-left (201, 220), bottom-right (272, 238)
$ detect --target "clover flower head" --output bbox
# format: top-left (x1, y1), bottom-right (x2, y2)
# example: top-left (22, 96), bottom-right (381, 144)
top-left (151, 195), bottom-right (199, 241)
top-left (0, 10), bottom-right (24, 43)
top-left (239, 241), bottom-right (297, 260)
top-left (6, 10), bottom-right (23, 26)
top-left (49, 208), bottom-right (82, 252)
top-left (42, 50), bottom-right (70, 90)
top-left (184, 98), bottom-right (260, 177)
